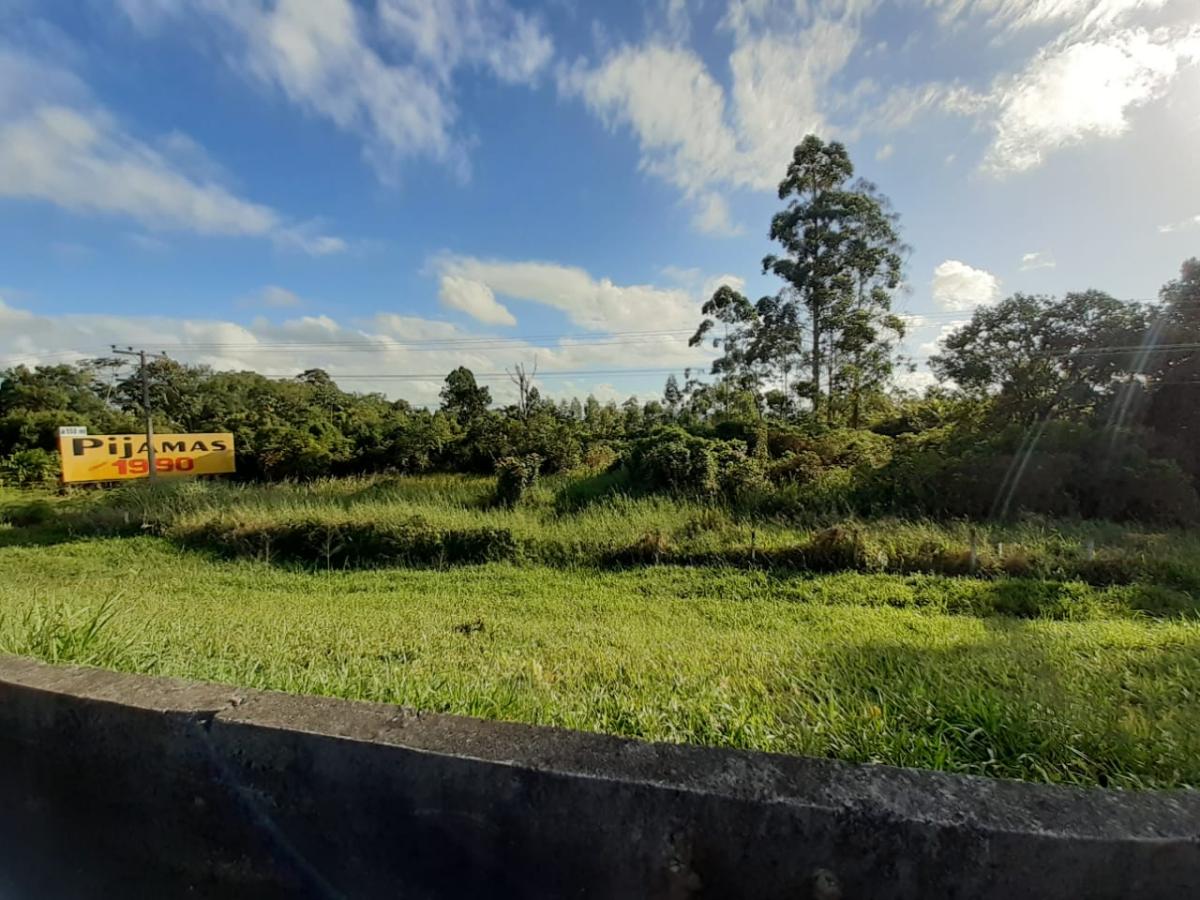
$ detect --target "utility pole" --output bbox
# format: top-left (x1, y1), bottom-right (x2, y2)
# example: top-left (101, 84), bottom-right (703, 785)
top-left (112, 346), bottom-right (169, 480)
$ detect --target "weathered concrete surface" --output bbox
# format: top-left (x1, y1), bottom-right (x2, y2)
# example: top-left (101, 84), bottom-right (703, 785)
top-left (1, 655), bottom-right (1197, 899)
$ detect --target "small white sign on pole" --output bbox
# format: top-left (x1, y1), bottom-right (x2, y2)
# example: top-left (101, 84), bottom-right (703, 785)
top-left (58, 426), bottom-right (88, 437)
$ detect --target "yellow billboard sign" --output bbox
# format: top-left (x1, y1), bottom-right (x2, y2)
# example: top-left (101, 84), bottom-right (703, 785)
top-left (58, 433), bottom-right (236, 484)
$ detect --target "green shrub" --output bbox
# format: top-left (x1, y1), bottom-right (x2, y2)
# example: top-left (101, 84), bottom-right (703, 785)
top-left (713, 440), bottom-right (768, 501)
top-left (0, 448), bottom-right (58, 487)
top-left (856, 424), bottom-right (1200, 526)
top-left (523, 420), bottom-right (580, 474)
top-left (629, 427), bottom-right (718, 496)
top-left (171, 515), bottom-right (519, 567)
top-left (1081, 455), bottom-right (1199, 525)
top-left (810, 429), bottom-right (894, 469)
top-left (767, 450), bottom-right (823, 485)
top-left (1, 498), bottom-right (55, 527)
top-left (495, 454), bottom-right (541, 507)
top-left (580, 441), bottom-right (620, 471)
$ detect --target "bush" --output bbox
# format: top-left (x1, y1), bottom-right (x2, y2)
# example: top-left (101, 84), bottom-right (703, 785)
top-left (171, 515), bottom-right (520, 567)
top-left (580, 441), bottom-right (620, 471)
top-left (766, 427), bottom-right (892, 470)
top-left (1, 498), bottom-right (55, 527)
top-left (855, 423), bottom-right (1200, 526)
top-left (0, 448), bottom-right (58, 487)
top-left (767, 450), bottom-right (824, 485)
top-left (810, 429), bottom-right (894, 469)
top-left (1080, 454), bottom-right (1199, 526)
top-left (629, 427), bottom-right (717, 496)
top-left (495, 454), bottom-right (541, 507)
top-left (713, 440), bottom-right (768, 501)
top-left (523, 419), bottom-right (580, 474)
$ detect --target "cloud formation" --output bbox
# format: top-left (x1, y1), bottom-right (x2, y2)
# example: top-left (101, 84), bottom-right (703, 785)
top-left (117, 0), bottom-right (554, 183)
top-left (931, 260), bottom-right (1002, 311)
top-left (254, 286), bottom-right (305, 308)
top-left (0, 46), bottom-right (346, 251)
top-left (1159, 213), bottom-right (1200, 233)
top-left (558, 8), bottom-right (858, 233)
top-left (0, 284), bottom-right (714, 406)
top-left (439, 274), bottom-right (518, 326)
top-left (434, 255), bottom-right (706, 332)
top-left (1020, 251), bottom-right (1056, 270)
top-left (865, 3), bottom-right (1200, 175)
top-left (981, 26), bottom-right (1200, 174)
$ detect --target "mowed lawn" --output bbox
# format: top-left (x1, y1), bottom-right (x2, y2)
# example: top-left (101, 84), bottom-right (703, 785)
top-left (2, 533), bottom-right (1198, 789)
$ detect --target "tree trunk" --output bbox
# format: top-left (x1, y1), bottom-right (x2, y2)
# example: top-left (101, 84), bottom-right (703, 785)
top-left (850, 359), bottom-right (861, 430)
top-left (809, 170), bottom-right (822, 421)
top-left (811, 304), bottom-right (821, 418)
top-left (826, 340), bottom-right (835, 427)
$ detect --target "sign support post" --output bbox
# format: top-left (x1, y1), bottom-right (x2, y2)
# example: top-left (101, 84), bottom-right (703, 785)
top-left (112, 346), bottom-right (169, 481)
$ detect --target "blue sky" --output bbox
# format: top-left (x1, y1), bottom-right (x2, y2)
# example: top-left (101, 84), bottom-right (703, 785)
top-left (1, 0), bottom-right (1198, 404)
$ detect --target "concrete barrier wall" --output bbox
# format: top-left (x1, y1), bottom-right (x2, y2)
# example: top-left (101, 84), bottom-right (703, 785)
top-left (1, 654), bottom-right (1198, 899)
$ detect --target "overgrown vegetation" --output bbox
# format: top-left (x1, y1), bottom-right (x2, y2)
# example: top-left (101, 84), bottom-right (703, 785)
top-left (3, 140), bottom-right (1199, 529)
top-left (1, 535), bottom-right (1197, 789)
top-left (3, 136), bottom-right (1200, 790)
top-left (5, 478), bottom-right (1200, 607)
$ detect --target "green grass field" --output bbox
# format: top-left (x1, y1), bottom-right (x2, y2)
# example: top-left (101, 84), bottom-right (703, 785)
top-left (2, 478), bottom-right (1199, 789)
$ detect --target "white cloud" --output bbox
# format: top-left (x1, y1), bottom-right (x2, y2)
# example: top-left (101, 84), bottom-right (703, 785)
top-left (559, 10), bottom-right (859, 229)
top-left (559, 0), bottom-right (1196, 211)
top-left (255, 286), bottom-right (305, 308)
top-left (117, 0), bottom-right (553, 184)
top-left (927, 0), bottom-right (1171, 35)
top-left (559, 44), bottom-right (738, 195)
top-left (0, 280), bottom-right (716, 406)
top-left (981, 27), bottom-right (1200, 174)
top-left (1020, 250), bottom-right (1056, 269)
top-left (875, 143), bottom-right (894, 160)
top-left (439, 274), bottom-right (517, 326)
top-left (893, 368), bottom-right (939, 393)
top-left (0, 42), bottom-right (88, 113)
top-left (692, 192), bottom-right (742, 236)
top-left (917, 320), bottom-right (969, 356)
top-left (931, 260), bottom-right (1002, 310)
top-left (0, 46), bottom-right (348, 251)
top-left (1159, 213), bottom-right (1200, 233)
top-left (843, 5), bottom-right (1199, 175)
top-left (367, 313), bottom-right (467, 341)
top-left (664, 0), bottom-right (691, 42)
top-left (728, 19), bottom-right (859, 180)
top-left (661, 267), bottom-right (747, 302)
top-left (434, 255), bottom-right (706, 332)
top-left (274, 228), bottom-right (349, 256)
top-left (378, 0), bottom-right (553, 85)
top-left (0, 105), bottom-right (279, 236)
top-left (701, 273), bottom-right (748, 300)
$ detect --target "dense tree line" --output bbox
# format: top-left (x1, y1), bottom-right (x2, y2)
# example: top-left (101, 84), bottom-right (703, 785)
top-left (3, 136), bottom-right (1199, 524)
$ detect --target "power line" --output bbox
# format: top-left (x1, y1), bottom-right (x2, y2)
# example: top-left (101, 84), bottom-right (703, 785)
top-left (327, 367), bottom-right (687, 381)
top-left (135, 328), bottom-right (698, 350)
top-left (0, 328), bottom-right (700, 365)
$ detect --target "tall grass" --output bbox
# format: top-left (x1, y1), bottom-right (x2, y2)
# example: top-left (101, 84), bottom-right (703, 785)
top-left (5, 477), bottom-right (1200, 601)
top-left (1, 537), bottom-right (1198, 788)
top-left (0, 598), bottom-right (133, 667)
